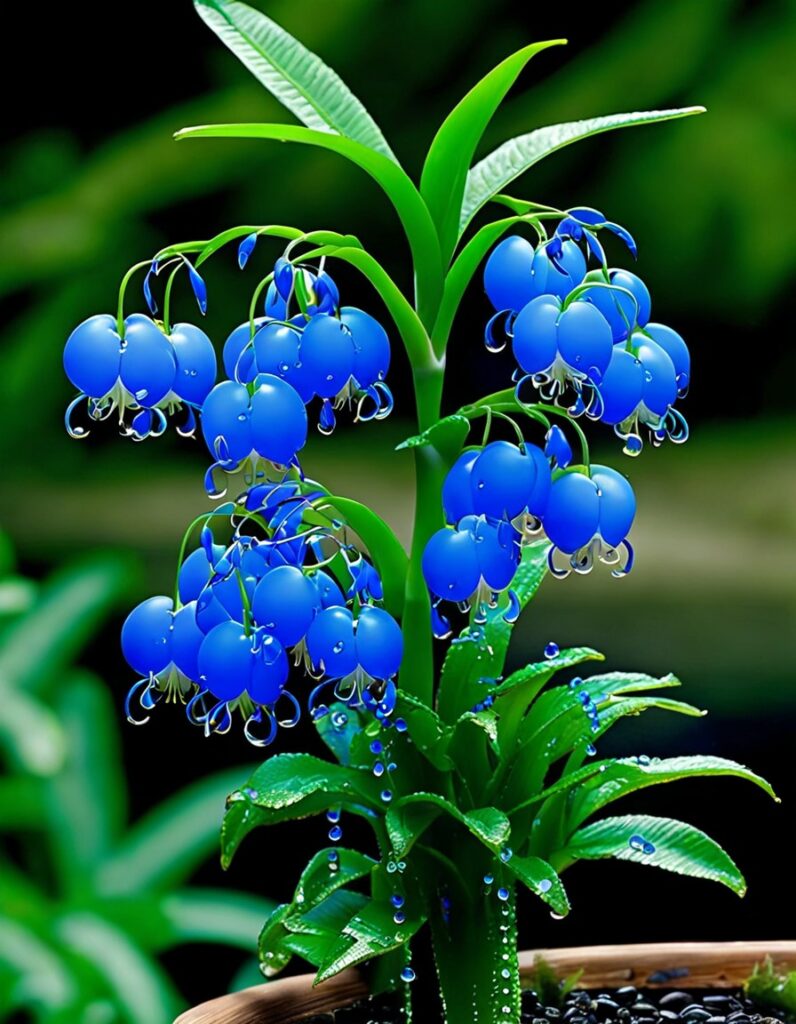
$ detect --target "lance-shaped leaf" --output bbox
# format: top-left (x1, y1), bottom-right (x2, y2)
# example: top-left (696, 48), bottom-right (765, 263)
top-left (437, 539), bottom-right (550, 722)
top-left (387, 792), bottom-right (510, 858)
top-left (503, 854), bottom-right (570, 916)
top-left (221, 755), bottom-right (380, 867)
top-left (315, 897), bottom-right (425, 984)
top-left (194, 0), bottom-right (398, 163)
top-left (559, 814), bottom-right (747, 896)
top-left (175, 124), bottom-right (443, 319)
top-left (567, 755), bottom-right (778, 831)
top-left (397, 414), bottom-right (471, 466)
top-left (459, 106), bottom-right (706, 235)
top-left (420, 40), bottom-right (566, 260)
top-left (158, 888), bottom-right (275, 951)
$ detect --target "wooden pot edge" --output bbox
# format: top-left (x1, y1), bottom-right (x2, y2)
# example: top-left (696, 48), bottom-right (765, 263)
top-left (175, 940), bottom-right (796, 1024)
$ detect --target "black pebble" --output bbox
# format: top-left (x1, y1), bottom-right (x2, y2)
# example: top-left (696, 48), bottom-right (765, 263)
top-left (617, 988), bottom-right (640, 1005)
top-left (546, 1009), bottom-right (562, 1019)
top-left (661, 1011), bottom-right (681, 1020)
top-left (661, 994), bottom-right (693, 1009)
top-left (634, 1003), bottom-right (658, 1013)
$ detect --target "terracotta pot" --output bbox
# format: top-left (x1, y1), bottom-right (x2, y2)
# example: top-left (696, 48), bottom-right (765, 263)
top-left (175, 941), bottom-right (796, 1024)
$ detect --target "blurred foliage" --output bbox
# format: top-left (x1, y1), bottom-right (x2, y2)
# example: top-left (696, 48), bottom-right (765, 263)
top-left (0, 540), bottom-right (273, 1022)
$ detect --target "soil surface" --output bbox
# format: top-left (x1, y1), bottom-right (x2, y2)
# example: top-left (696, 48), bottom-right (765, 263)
top-left (301, 985), bottom-right (787, 1024)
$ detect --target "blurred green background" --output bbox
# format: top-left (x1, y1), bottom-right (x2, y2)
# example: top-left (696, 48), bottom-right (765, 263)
top-left (1, 0), bottom-right (794, 1020)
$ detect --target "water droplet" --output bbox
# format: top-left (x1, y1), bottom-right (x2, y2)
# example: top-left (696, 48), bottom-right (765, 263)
top-left (500, 847), bottom-right (513, 863)
top-left (328, 825), bottom-right (343, 842)
top-left (330, 709), bottom-right (348, 728)
top-left (501, 968), bottom-right (511, 979)
top-left (326, 809), bottom-right (340, 823)
top-left (393, 910), bottom-right (406, 924)
top-left (401, 967), bottom-right (415, 983)
top-left (387, 761), bottom-right (397, 772)
top-left (483, 873), bottom-right (494, 886)
top-left (279, 362), bottom-right (290, 373)
top-left (550, 911), bottom-right (565, 921)
top-left (503, 589), bottom-right (521, 624)
top-left (387, 860), bottom-right (397, 874)
top-left (629, 833), bottom-right (655, 855)
top-left (390, 893), bottom-right (405, 909)
top-left (538, 879), bottom-right (552, 893)
top-left (586, 743), bottom-right (597, 756)
top-left (394, 718), bottom-right (407, 733)
top-left (544, 641), bottom-right (559, 659)
top-left (380, 789), bottom-right (393, 803)
top-left (636, 754), bottom-right (651, 766)
top-left (372, 761), bottom-right (385, 778)
top-left (497, 887), bottom-right (510, 901)
top-left (370, 740), bottom-right (383, 755)
top-left (569, 676), bottom-right (583, 689)
top-left (237, 413), bottom-right (247, 422)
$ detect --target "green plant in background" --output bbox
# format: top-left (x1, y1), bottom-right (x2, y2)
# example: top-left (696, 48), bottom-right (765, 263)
top-left (745, 959), bottom-right (796, 1019)
top-left (0, 543), bottom-right (273, 1023)
top-left (59, 3), bottom-right (779, 1024)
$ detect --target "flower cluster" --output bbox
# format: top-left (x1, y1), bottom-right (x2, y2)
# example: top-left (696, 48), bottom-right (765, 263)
top-left (63, 242), bottom-right (399, 743)
top-left (483, 208), bottom-right (690, 454)
top-left (423, 437), bottom-right (636, 620)
top-left (122, 480), bottom-right (403, 744)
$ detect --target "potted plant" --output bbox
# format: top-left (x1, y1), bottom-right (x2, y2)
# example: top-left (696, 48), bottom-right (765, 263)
top-left (62, 2), bottom-right (791, 1022)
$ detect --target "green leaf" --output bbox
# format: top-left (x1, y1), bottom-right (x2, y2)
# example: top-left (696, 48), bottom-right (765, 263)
top-left (158, 888), bottom-right (275, 950)
top-left (315, 702), bottom-right (365, 767)
top-left (0, 687), bottom-right (66, 776)
top-left (0, 553), bottom-right (134, 697)
top-left (396, 690), bottom-right (453, 771)
top-left (175, 123), bottom-right (443, 321)
top-left (745, 959), bottom-right (796, 1016)
top-left (43, 673), bottom-right (126, 890)
top-left (0, 775), bottom-right (44, 829)
top-left (420, 40), bottom-right (566, 259)
top-left (96, 767), bottom-right (252, 894)
top-left (220, 755), bottom-right (379, 867)
top-left (315, 898), bottom-right (425, 984)
top-left (294, 847), bottom-right (376, 911)
top-left (568, 755), bottom-right (778, 830)
top-left (194, 0), bottom-right (398, 163)
top-left (459, 106), bottom-right (706, 234)
top-left (397, 414), bottom-right (471, 466)
top-left (318, 495), bottom-right (408, 616)
top-left (504, 855), bottom-right (570, 916)
top-left (437, 540), bottom-right (549, 721)
top-left (260, 889), bottom-right (370, 976)
top-left (561, 814), bottom-right (747, 896)
top-left (55, 912), bottom-right (183, 1024)
top-left (0, 576), bottom-right (36, 617)
top-left (387, 792), bottom-right (510, 858)
top-left (0, 918), bottom-right (76, 1009)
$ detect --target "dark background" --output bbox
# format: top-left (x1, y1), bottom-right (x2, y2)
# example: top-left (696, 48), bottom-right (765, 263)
top-left (2, 0), bottom-right (794, 1012)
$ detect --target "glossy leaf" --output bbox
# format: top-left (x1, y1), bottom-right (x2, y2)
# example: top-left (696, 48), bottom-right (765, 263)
top-left (194, 0), bottom-right (398, 163)
top-left (315, 702), bottom-right (365, 767)
top-left (97, 767), bottom-right (252, 894)
top-left (420, 40), bottom-right (566, 259)
top-left (397, 414), bottom-right (471, 466)
top-left (315, 897), bottom-right (425, 983)
top-left (460, 106), bottom-right (706, 234)
top-left (0, 687), bottom-right (65, 776)
top-left (294, 847), bottom-right (376, 910)
top-left (561, 814), bottom-right (747, 896)
top-left (387, 792), bottom-right (510, 858)
top-left (567, 755), bottom-right (778, 830)
top-left (175, 123), bottom-right (443, 320)
top-left (437, 539), bottom-right (549, 722)
top-left (504, 854), bottom-right (570, 916)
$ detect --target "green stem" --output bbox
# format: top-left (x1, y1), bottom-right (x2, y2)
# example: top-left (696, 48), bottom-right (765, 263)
top-left (162, 264), bottom-right (182, 335)
top-left (430, 880), bottom-right (521, 1024)
top-left (116, 261), bottom-right (152, 337)
top-left (398, 363), bottom-right (445, 706)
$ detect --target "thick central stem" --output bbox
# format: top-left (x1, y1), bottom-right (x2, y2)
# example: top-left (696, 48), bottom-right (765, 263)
top-left (398, 362), bottom-right (445, 707)
top-left (431, 881), bottom-right (521, 1024)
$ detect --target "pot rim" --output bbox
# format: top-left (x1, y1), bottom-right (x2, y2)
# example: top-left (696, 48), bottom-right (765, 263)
top-left (175, 940), bottom-right (796, 1024)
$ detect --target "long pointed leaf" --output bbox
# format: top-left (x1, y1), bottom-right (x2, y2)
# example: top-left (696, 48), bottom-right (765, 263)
top-left (44, 673), bottom-right (127, 891)
top-left (420, 40), bottom-right (566, 260)
top-left (568, 755), bottom-right (778, 830)
top-left (0, 554), bottom-right (135, 697)
top-left (55, 912), bottom-right (183, 1024)
top-left (460, 107), bottom-right (705, 235)
top-left (560, 814), bottom-right (747, 895)
top-left (0, 687), bottom-right (65, 776)
top-left (158, 888), bottom-right (275, 950)
top-left (175, 122), bottom-right (443, 320)
top-left (194, 0), bottom-right (398, 163)
top-left (96, 767), bottom-right (252, 894)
